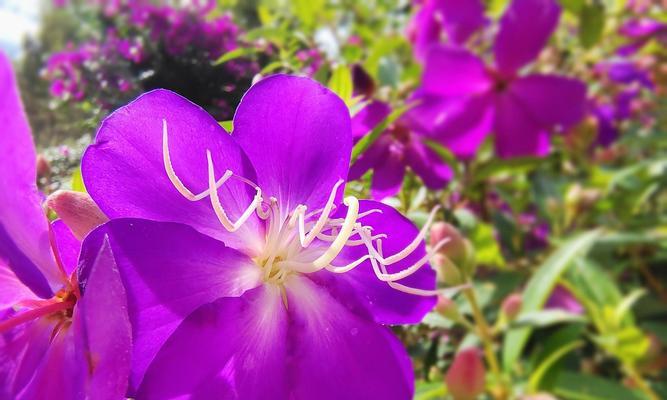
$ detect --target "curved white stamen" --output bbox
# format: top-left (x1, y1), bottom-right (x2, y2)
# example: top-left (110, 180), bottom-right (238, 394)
top-left (311, 196), bottom-right (359, 268)
top-left (206, 150), bottom-right (262, 232)
top-left (163, 119), bottom-right (234, 201)
top-left (325, 255), bottom-right (372, 273)
top-left (297, 179), bottom-right (344, 247)
top-left (365, 206), bottom-right (440, 266)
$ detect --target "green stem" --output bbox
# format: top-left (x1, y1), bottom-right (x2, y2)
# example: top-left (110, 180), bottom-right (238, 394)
top-left (463, 287), bottom-right (508, 400)
top-left (625, 365), bottom-right (659, 400)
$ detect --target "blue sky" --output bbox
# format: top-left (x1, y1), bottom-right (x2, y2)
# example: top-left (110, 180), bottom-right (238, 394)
top-left (0, 0), bottom-right (40, 59)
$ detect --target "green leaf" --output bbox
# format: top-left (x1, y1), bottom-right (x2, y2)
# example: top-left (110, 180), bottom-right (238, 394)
top-left (553, 371), bottom-right (645, 400)
top-left (350, 104), bottom-right (412, 163)
top-left (512, 310), bottom-right (586, 329)
top-left (290, 0), bottom-right (324, 28)
top-left (474, 156), bottom-right (545, 182)
top-left (469, 222), bottom-right (505, 268)
top-left (579, 3), bottom-right (606, 49)
top-left (528, 340), bottom-right (583, 392)
top-left (71, 168), bottom-right (86, 193)
top-left (218, 120), bottom-right (233, 132)
top-left (423, 139), bottom-right (463, 181)
top-left (327, 65), bottom-right (353, 106)
top-left (558, 0), bottom-right (584, 13)
top-left (414, 380), bottom-right (446, 400)
top-left (502, 230), bottom-right (600, 371)
top-left (213, 47), bottom-right (257, 65)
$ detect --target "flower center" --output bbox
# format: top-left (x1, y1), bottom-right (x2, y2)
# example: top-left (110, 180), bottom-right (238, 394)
top-left (0, 286), bottom-right (77, 335)
top-left (161, 119), bottom-right (455, 299)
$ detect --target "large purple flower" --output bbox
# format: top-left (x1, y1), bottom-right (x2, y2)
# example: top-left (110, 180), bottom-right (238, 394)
top-left (349, 100), bottom-right (453, 200)
top-left (0, 52), bottom-right (131, 398)
top-left (420, 0), bottom-right (587, 158)
top-left (81, 75), bottom-right (444, 397)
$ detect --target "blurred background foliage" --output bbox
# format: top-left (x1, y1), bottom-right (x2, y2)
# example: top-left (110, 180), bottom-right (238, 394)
top-left (6, 0), bottom-right (667, 399)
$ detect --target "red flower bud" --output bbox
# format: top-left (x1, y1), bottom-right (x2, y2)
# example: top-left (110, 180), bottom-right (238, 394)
top-left (445, 348), bottom-right (486, 400)
top-left (36, 154), bottom-right (51, 178)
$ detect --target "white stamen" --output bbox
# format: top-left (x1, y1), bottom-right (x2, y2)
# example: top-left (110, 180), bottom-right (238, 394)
top-left (163, 119), bottom-right (234, 201)
top-left (297, 179), bottom-right (344, 247)
top-left (206, 150), bottom-right (263, 232)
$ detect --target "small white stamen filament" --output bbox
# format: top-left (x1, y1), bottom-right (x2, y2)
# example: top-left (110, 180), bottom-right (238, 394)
top-left (163, 119), bottom-right (233, 201)
top-left (310, 196), bottom-right (359, 269)
top-left (297, 180), bottom-right (344, 247)
top-left (206, 150), bottom-right (263, 232)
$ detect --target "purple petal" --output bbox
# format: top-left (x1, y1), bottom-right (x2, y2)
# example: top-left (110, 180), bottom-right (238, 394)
top-left (15, 326), bottom-right (86, 399)
top-left (545, 285), bottom-right (584, 314)
top-left (410, 0), bottom-right (486, 60)
top-left (591, 103), bottom-right (618, 147)
top-left (233, 75), bottom-right (352, 215)
top-left (286, 276), bottom-right (414, 399)
top-left (0, 261), bottom-right (39, 309)
top-left (405, 139), bottom-right (453, 189)
top-left (82, 89), bottom-right (262, 253)
top-left (494, 0), bottom-right (560, 74)
top-left (0, 52), bottom-right (61, 295)
top-left (348, 138), bottom-right (388, 181)
top-left (510, 74), bottom-right (587, 128)
top-left (77, 238), bottom-right (131, 399)
top-left (422, 46), bottom-right (491, 97)
top-left (312, 200), bottom-right (437, 325)
top-left (81, 218), bottom-right (261, 391)
top-left (351, 101), bottom-right (391, 141)
top-left (494, 93), bottom-right (550, 158)
top-left (51, 220), bottom-right (80, 277)
top-left (432, 94), bottom-right (495, 159)
top-left (438, 0), bottom-right (487, 44)
top-left (0, 318), bottom-right (58, 397)
top-left (370, 152), bottom-right (406, 200)
top-left (138, 284), bottom-right (288, 399)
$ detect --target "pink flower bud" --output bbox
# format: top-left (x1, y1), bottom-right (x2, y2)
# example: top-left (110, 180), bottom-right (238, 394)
top-left (445, 348), bottom-right (486, 400)
top-left (430, 222), bottom-right (474, 274)
top-left (45, 190), bottom-right (108, 240)
top-left (501, 293), bottom-right (522, 320)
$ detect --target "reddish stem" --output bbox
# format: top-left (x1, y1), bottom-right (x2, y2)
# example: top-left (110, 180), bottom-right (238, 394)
top-left (0, 301), bottom-right (73, 334)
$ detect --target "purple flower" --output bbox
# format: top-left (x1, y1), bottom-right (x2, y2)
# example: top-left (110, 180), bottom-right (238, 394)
top-left (349, 100), bottom-right (453, 199)
top-left (420, 0), bottom-right (587, 158)
top-left (545, 285), bottom-right (584, 314)
top-left (80, 75), bottom-right (443, 397)
top-left (408, 0), bottom-right (487, 61)
top-left (0, 52), bottom-right (131, 398)
top-left (618, 18), bottom-right (667, 56)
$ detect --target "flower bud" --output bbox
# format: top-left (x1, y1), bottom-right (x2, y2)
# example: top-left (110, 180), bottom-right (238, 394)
top-left (36, 154), bottom-right (51, 178)
top-left (432, 253), bottom-right (463, 286)
top-left (435, 295), bottom-right (460, 321)
top-left (45, 190), bottom-right (108, 240)
top-left (501, 293), bottom-right (522, 321)
top-left (445, 348), bottom-right (486, 400)
top-left (430, 222), bottom-right (474, 275)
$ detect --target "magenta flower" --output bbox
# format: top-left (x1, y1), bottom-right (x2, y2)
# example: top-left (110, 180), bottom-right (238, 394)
top-left (81, 75), bottom-right (445, 397)
top-left (420, 0), bottom-right (587, 158)
top-left (0, 52), bottom-right (131, 398)
top-left (349, 100), bottom-right (453, 199)
top-left (618, 18), bottom-right (667, 56)
top-left (408, 0), bottom-right (487, 61)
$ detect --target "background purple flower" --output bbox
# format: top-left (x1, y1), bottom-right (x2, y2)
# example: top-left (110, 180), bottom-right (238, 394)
top-left (349, 100), bottom-right (453, 199)
top-left (418, 0), bottom-right (587, 158)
